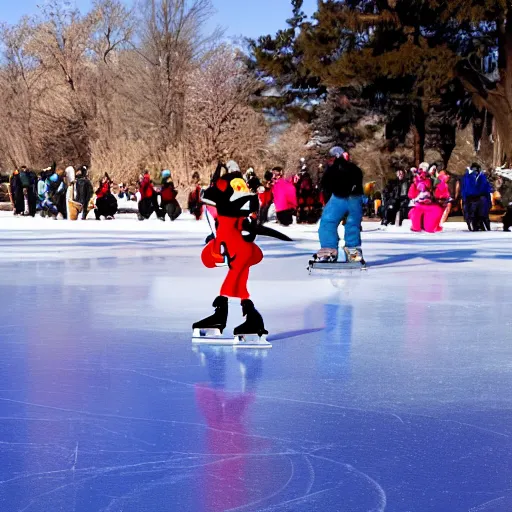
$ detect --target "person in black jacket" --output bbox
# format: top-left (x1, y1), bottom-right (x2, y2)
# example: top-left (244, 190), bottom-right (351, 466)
top-left (75, 166), bottom-right (94, 220)
top-left (9, 170), bottom-right (24, 215)
top-left (381, 178), bottom-right (398, 225)
top-left (316, 147), bottom-right (364, 263)
top-left (18, 166), bottom-right (37, 217)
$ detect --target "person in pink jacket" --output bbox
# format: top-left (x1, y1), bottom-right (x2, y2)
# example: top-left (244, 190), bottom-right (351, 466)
top-left (408, 163), bottom-right (444, 233)
top-left (271, 167), bottom-right (297, 226)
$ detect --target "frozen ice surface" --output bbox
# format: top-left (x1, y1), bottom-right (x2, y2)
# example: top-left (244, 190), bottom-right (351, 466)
top-left (0, 213), bottom-right (512, 512)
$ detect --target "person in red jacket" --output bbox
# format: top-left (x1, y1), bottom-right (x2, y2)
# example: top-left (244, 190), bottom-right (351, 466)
top-left (159, 169), bottom-right (182, 221)
top-left (257, 170), bottom-right (273, 224)
top-left (94, 173), bottom-right (118, 220)
top-left (137, 170), bottom-right (161, 220)
top-left (187, 171), bottom-right (203, 220)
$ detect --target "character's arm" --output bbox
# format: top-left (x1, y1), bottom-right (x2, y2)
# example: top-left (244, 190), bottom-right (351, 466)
top-left (210, 162), bottom-right (227, 186)
top-left (242, 216), bottom-right (258, 243)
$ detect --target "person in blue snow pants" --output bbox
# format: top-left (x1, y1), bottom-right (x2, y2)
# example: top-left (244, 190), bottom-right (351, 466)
top-left (319, 195), bottom-right (363, 249)
top-left (316, 146), bottom-right (365, 263)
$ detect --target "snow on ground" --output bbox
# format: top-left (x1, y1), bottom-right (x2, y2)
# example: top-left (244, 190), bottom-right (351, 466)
top-left (0, 212), bottom-right (512, 512)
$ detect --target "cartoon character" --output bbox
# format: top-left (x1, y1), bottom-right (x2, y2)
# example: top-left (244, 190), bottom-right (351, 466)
top-left (192, 164), bottom-right (268, 340)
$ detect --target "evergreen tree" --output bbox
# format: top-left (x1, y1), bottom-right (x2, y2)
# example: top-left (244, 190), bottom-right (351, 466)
top-left (298, 0), bottom-right (460, 165)
top-left (250, 0), bottom-right (503, 168)
top-left (248, 0), bottom-right (324, 122)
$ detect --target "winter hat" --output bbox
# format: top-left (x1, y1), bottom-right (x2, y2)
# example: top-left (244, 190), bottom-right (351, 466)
top-left (418, 162), bottom-right (429, 172)
top-left (49, 173), bottom-right (59, 183)
top-left (65, 166), bottom-right (75, 181)
top-left (161, 169), bottom-right (171, 179)
top-left (410, 167), bottom-right (418, 174)
top-left (329, 146), bottom-right (345, 159)
top-left (226, 160), bottom-right (240, 173)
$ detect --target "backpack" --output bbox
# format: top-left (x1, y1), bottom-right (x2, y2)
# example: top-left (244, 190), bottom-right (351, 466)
top-left (19, 172), bottom-right (31, 188)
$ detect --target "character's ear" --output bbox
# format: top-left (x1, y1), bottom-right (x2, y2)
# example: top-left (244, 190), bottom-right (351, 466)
top-left (216, 179), bottom-right (228, 192)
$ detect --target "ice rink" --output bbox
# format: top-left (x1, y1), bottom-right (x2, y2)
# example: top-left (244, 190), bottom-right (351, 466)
top-left (1, 214), bottom-right (511, 512)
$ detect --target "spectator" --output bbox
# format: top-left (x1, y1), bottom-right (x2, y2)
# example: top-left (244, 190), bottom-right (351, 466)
top-left (95, 173), bottom-right (118, 220)
top-left (37, 171), bottom-right (49, 215)
top-left (42, 172), bottom-right (66, 218)
top-left (19, 166), bottom-right (37, 217)
top-left (188, 171), bottom-right (203, 220)
top-left (461, 163), bottom-right (492, 231)
top-left (382, 169), bottom-right (411, 226)
top-left (9, 169), bottom-right (24, 216)
top-left (408, 165), bottom-right (443, 233)
top-left (435, 171), bottom-right (453, 225)
top-left (294, 159), bottom-right (316, 224)
top-left (138, 170), bottom-right (160, 220)
top-left (159, 170), bottom-right (182, 221)
top-left (257, 170), bottom-right (273, 225)
top-left (118, 183), bottom-right (132, 201)
top-left (75, 166), bottom-right (94, 220)
top-left (495, 174), bottom-right (512, 231)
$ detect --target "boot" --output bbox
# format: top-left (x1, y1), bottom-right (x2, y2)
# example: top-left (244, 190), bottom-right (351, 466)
top-left (234, 300), bottom-right (268, 337)
top-left (344, 247), bottom-right (363, 263)
top-left (193, 296), bottom-right (228, 334)
top-left (315, 248), bottom-right (338, 263)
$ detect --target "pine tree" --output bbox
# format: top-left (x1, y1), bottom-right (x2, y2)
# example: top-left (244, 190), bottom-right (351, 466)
top-left (248, 0), bottom-right (324, 123)
top-left (297, 0), bottom-right (462, 165)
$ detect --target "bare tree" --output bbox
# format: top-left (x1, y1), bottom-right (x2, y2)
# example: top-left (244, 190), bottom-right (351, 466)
top-left (123, 0), bottom-right (217, 151)
top-left (0, 20), bottom-right (42, 167)
top-left (0, 0), bottom-right (271, 187)
top-left (185, 46), bottom-right (268, 172)
top-left (24, 0), bottom-right (101, 163)
top-left (265, 122), bottom-right (311, 176)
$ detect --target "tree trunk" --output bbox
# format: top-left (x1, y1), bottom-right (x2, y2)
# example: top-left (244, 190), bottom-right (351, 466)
top-left (412, 106), bottom-right (426, 166)
top-left (492, 119), bottom-right (504, 168)
top-left (491, 104), bottom-right (512, 165)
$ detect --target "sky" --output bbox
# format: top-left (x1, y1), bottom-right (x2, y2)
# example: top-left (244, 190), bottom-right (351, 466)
top-left (1, 0), bottom-right (318, 39)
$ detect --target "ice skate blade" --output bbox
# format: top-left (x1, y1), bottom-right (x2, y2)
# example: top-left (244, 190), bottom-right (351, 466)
top-left (192, 337), bottom-right (238, 346)
top-left (191, 333), bottom-right (272, 349)
top-left (308, 260), bottom-right (367, 274)
top-left (192, 328), bottom-right (223, 338)
top-left (233, 334), bottom-right (272, 350)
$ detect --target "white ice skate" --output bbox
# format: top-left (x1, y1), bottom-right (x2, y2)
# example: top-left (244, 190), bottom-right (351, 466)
top-left (344, 247), bottom-right (364, 263)
top-left (314, 248), bottom-right (338, 263)
top-left (308, 247), bottom-right (367, 274)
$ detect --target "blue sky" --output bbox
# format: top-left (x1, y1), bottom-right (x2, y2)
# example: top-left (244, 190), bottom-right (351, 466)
top-left (2, 0), bottom-right (318, 39)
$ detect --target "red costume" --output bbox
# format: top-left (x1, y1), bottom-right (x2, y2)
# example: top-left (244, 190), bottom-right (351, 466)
top-left (201, 216), bottom-right (263, 299)
top-left (193, 169), bottom-right (267, 337)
